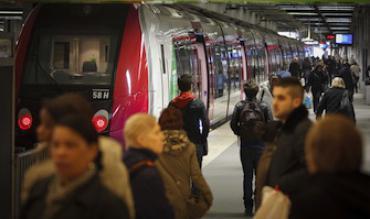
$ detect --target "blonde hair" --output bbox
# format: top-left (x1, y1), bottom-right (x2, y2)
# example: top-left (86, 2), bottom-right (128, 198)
top-left (331, 77), bottom-right (346, 89)
top-left (305, 115), bottom-right (362, 173)
top-left (124, 113), bottom-right (157, 147)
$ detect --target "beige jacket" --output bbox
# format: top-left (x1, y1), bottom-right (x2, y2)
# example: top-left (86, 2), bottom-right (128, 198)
top-left (157, 130), bottom-right (213, 219)
top-left (21, 136), bottom-right (135, 219)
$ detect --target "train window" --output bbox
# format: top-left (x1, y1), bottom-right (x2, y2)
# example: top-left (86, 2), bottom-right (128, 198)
top-left (0, 39), bottom-right (12, 58)
top-left (160, 44), bottom-right (166, 74)
top-left (24, 34), bottom-right (115, 86)
top-left (174, 44), bottom-right (201, 98)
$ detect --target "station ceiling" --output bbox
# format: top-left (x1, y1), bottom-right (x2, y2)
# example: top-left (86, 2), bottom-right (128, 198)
top-left (0, 1), bottom-right (368, 37)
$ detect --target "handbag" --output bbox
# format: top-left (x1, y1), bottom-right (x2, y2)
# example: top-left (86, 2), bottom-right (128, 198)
top-left (339, 90), bottom-right (351, 113)
top-left (304, 94), bottom-right (312, 109)
top-left (254, 186), bottom-right (291, 219)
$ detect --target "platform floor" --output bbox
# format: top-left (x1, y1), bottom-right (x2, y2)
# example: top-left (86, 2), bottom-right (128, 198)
top-left (202, 93), bottom-right (370, 219)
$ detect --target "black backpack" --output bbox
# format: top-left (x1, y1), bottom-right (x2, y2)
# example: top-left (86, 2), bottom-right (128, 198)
top-left (239, 100), bottom-right (266, 140)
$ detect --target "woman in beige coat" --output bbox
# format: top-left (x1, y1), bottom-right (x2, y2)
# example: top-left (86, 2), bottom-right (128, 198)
top-left (157, 107), bottom-right (213, 219)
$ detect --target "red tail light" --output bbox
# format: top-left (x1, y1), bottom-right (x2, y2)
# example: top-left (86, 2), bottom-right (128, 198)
top-left (18, 108), bottom-right (33, 130)
top-left (92, 110), bottom-right (109, 133)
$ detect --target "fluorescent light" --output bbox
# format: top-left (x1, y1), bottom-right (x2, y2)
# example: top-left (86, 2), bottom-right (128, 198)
top-left (288, 12), bottom-right (318, 16)
top-left (322, 13), bottom-right (353, 16)
top-left (0, 11), bottom-right (23, 15)
top-left (326, 18), bottom-right (352, 22)
top-left (331, 27), bottom-right (350, 30)
top-left (319, 6), bottom-right (354, 11)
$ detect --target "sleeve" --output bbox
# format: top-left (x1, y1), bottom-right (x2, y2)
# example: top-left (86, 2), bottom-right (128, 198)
top-left (261, 102), bottom-right (273, 122)
top-left (230, 103), bottom-right (242, 136)
top-left (131, 170), bottom-right (174, 219)
top-left (199, 101), bottom-right (210, 143)
top-left (316, 92), bottom-right (328, 117)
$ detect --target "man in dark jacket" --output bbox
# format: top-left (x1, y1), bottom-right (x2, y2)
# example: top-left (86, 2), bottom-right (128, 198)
top-left (266, 77), bottom-right (312, 197)
top-left (338, 63), bottom-right (355, 102)
top-left (169, 74), bottom-right (210, 168)
top-left (306, 64), bottom-right (329, 113)
top-left (123, 114), bottom-right (174, 219)
top-left (289, 58), bottom-right (302, 78)
top-left (230, 81), bottom-right (273, 216)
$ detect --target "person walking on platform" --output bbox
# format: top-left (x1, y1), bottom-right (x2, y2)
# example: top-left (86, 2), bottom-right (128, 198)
top-left (230, 81), bottom-right (273, 216)
top-left (169, 74), bottom-right (210, 168)
top-left (265, 77), bottom-right (312, 197)
top-left (302, 58), bottom-right (312, 84)
top-left (350, 61), bottom-right (361, 93)
top-left (316, 77), bottom-right (356, 122)
top-left (338, 61), bottom-right (355, 102)
top-left (306, 64), bottom-right (329, 113)
top-left (123, 114), bottom-right (174, 219)
top-left (288, 57), bottom-right (302, 78)
top-left (21, 115), bottom-right (130, 219)
top-left (290, 116), bottom-right (370, 219)
top-left (156, 107), bottom-right (213, 219)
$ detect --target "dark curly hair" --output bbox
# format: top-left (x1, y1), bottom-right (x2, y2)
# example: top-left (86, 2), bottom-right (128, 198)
top-left (159, 107), bottom-right (184, 130)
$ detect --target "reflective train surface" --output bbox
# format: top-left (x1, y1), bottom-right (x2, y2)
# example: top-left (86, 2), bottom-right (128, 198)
top-left (15, 4), bottom-right (307, 147)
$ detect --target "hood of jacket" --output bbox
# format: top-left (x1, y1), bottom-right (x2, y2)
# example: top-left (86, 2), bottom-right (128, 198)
top-left (162, 130), bottom-right (192, 156)
top-left (171, 91), bottom-right (195, 109)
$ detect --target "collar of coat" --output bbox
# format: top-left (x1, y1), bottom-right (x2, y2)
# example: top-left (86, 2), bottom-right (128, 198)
top-left (282, 105), bottom-right (309, 132)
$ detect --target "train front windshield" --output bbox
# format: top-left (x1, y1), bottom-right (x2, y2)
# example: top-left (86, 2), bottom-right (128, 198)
top-left (22, 5), bottom-right (127, 87)
top-left (17, 4), bottom-right (127, 148)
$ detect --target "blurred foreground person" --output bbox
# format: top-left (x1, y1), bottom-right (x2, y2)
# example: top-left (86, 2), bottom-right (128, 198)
top-left (22, 93), bottom-right (134, 218)
top-left (21, 115), bottom-right (129, 219)
top-left (316, 77), bottom-right (355, 122)
top-left (266, 77), bottom-right (312, 196)
top-left (123, 114), bottom-right (174, 219)
top-left (290, 116), bottom-right (370, 219)
top-left (157, 107), bottom-right (213, 219)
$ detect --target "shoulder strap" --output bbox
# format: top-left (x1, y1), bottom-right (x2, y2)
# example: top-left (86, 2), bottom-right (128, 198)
top-left (129, 160), bottom-right (155, 175)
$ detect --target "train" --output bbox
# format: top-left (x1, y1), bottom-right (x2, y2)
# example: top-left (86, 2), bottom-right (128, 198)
top-left (15, 4), bottom-right (307, 148)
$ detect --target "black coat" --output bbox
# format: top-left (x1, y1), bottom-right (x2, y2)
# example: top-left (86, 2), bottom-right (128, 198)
top-left (317, 87), bottom-right (356, 121)
top-left (338, 65), bottom-right (355, 91)
top-left (21, 174), bottom-right (129, 219)
top-left (289, 62), bottom-right (302, 78)
top-left (307, 70), bottom-right (329, 93)
top-left (230, 98), bottom-right (273, 148)
top-left (290, 172), bottom-right (370, 219)
top-left (123, 148), bottom-right (174, 219)
top-left (266, 105), bottom-right (312, 196)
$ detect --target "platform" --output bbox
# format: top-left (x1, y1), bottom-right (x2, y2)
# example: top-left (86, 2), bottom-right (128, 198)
top-left (203, 92), bottom-right (370, 219)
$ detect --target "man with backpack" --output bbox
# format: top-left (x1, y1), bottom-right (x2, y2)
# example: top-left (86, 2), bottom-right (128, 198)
top-left (169, 74), bottom-right (210, 168)
top-left (230, 81), bottom-right (273, 216)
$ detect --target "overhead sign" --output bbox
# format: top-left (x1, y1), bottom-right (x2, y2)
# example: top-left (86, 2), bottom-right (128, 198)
top-left (326, 34), bottom-right (335, 40)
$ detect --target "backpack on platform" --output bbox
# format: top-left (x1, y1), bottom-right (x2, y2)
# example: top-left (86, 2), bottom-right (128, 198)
top-left (239, 101), bottom-right (266, 141)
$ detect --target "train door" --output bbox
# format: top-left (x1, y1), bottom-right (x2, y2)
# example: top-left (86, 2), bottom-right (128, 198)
top-left (173, 34), bottom-right (208, 107)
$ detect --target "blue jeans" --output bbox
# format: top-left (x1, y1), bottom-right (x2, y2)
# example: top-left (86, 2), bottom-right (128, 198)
top-left (240, 146), bottom-right (263, 211)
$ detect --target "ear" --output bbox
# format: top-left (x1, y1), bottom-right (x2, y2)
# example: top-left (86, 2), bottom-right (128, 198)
top-left (293, 97), bottom-right (302, 108)
top-left (136, 133), bottom-right (146, 148)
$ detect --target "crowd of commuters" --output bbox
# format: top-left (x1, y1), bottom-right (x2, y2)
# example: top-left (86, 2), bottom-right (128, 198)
top-left (21, 75), bottom-right (212, 219)
top-left (20, 58), bottom-right (370, 219)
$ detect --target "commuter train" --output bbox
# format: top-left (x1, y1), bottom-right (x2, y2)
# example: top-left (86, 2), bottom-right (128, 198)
top-left (15, 4), bottom-right (306, 147)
